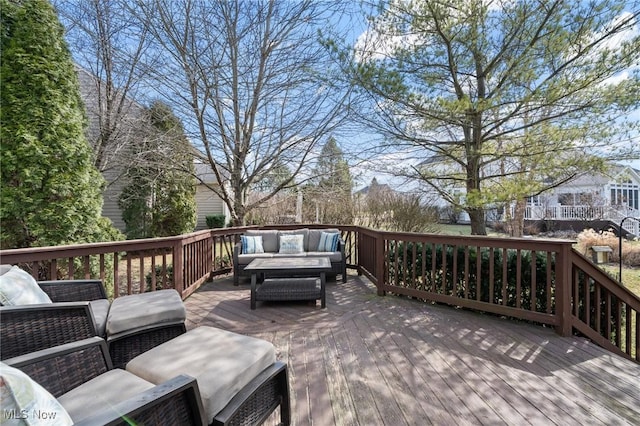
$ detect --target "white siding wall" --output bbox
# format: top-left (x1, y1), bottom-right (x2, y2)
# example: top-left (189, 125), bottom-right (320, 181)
top-left (195, 185), bottom-right (226, 230)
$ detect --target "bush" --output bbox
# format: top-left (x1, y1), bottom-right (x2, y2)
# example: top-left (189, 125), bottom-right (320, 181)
top-left (206, 215), bottom-right (226, 229)
top-left (576, 228), bottom-right (640, 267)
top-left (387, 241), bottom-right (554, 312)
top-left (145, 264), bottom-right (174, 291)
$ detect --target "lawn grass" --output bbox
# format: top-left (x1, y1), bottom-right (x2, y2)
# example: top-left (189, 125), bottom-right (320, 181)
top-left (436, 224), bottom-right (472, 235)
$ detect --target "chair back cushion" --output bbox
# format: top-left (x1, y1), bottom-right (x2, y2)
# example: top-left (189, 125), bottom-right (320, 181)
top-left (0, 362), bottom-right (73, 425)
top-left (0, 266), bottom-right (52, 306)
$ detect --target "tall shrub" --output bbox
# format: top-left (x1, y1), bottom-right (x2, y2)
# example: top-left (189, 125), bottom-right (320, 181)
top-left (0, 0), bottom-right (119, 249)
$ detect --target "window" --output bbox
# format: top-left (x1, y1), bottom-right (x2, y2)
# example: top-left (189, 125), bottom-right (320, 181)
top-left (610, 182), bottom-right (639, 210)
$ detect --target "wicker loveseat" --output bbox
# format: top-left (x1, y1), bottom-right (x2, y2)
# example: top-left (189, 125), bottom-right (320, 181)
top-left (233, 228), bottom-right (347, 285)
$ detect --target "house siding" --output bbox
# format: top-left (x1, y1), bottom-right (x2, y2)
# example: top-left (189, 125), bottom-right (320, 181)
top-left (102, 168), bottom-right (127, 231)
top-left (76, 66), bottom-right (230, 234)
top-left (195, 186), bottom-right (226, 230)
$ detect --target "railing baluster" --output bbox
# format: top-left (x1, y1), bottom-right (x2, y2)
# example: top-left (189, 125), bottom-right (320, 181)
top-left (464, 246), bottom-right (469, 300)
top-left (488, 247), bottom-right (494, 304)
top-left (442, 244), bottom-right (448, 295)
top-left (516, 250), bottom-right (521, 309)
top-left (476, 246), bottom-right (482, 302)
top-left (531, 250), bottom-right (536, 312)
top-left (502, 248), bottom-right (507, 306)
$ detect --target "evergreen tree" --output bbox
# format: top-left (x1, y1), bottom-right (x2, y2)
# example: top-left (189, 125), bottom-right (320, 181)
top-left (339, 0), bottom-right (639, 234)
top-left (119, 101), bottom-right (197, 238)
top-left (0, 0), bottom-right (119, 249)
top-left (307, 137), bottom-right (354, 224)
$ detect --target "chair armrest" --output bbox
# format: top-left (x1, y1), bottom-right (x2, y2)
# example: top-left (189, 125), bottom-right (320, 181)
top-left (4, 337), bottom-right (111, 397)
top-left (73, 375), bottom-right (207, 426)
top-left (0, 302), bottom-right (99, 359)
top-left (38, 279), bottom-right (107, 302)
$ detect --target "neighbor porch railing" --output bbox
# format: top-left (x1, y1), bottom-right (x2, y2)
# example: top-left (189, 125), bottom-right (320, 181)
top-left (1, 225), bottom-right (638, 362)
top-left (524, 205), bottom-right (640, 235)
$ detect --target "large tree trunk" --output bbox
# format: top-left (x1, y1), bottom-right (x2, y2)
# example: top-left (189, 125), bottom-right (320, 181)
top-left (468, 208), bottom-right (486, 235)
top-left (511, 199), bottom-right (527, 237)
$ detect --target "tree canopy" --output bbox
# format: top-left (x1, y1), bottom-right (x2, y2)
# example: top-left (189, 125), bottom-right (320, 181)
top-left (133, 0), bottom-right (353, 226)
top-left (0, 0), bottom-right (119, 249)
top-left (338, 0), bottom-right (640, 234)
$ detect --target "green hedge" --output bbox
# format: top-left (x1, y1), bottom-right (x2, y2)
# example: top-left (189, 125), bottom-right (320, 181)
top-left (206, 215), bottom-right (226, 229)
top-left (387, 242), bottom-right (555, 313)
top-left (145, 264), bottom-right (173, 292)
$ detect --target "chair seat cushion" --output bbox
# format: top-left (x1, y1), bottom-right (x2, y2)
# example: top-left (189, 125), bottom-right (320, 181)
top-left (89, 299), bottom-right (110, 337)
top-left (58, 369), bottom-right (154, 423)
top-left (106, 289), bottom-right (186, 336)
top-left (126, 326), bottom-right (276, 423)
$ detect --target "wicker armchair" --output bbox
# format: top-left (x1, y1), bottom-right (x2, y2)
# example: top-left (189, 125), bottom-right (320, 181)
top-left (1, 277), bottom-right (186, 367)
top-left (0, 279), bottom-right (107, 360)
top-left (4, 337), bottom-right (207, 425)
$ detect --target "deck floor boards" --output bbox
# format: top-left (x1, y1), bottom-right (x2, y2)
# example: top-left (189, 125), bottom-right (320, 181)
top-left (184, 273), bottom-right (640, 426)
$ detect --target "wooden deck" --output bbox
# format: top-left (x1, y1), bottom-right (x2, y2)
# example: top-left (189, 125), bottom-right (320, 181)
top-left (184, 273), bottom-right (640, 426)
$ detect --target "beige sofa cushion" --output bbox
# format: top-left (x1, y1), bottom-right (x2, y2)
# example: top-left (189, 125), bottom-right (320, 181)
top-left (305, 251), bottom-right (343, 262)
top-left (126, 326), bottom-right (276, 423)
top-left (237, 252), bottom-right (275, 265)
top-left (245, 229), bottom-right (279, 252)
top-left (58, 369), bottom-right (154, 423)
top-left (308, 228), bottom-right (340, 252)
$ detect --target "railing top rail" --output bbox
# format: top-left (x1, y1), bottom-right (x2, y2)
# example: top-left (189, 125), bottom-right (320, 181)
top-left (356, 226), bottom-right (575, 252)
top-left (572, 249), bottom-right (640, 308)
top-left (0, 230), bottom-right (214, 262)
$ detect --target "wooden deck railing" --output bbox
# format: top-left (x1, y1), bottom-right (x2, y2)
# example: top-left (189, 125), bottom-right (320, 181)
top-left (1, 224), bottom-right (638, 362)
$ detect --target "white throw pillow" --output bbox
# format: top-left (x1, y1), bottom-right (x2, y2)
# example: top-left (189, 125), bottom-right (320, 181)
top-left (241, 235), bottom-right (264, 254)
top-left (278, 234), bottom-right (304, 254)
top-left (0, 362), bottom-right (73, 425)
top-left (0, 266), bottom-right (52, 306)
top-left (317, 232), bottom-right (340, 252)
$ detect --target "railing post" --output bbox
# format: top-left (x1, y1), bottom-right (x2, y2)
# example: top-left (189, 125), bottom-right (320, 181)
top-left (555, 242), bottom-right (573, 336)
top-left (375, 231), bottom-right (385, 296)
top-left (173, 239), bottom-right (185, 297)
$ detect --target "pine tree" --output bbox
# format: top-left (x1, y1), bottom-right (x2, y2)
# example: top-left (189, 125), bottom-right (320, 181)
top-left (0, 0), bottom-right (119, 249)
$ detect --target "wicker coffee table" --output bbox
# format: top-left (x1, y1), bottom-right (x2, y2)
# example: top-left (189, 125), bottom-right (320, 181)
top-left (244, 257), bottom-right (332, 310)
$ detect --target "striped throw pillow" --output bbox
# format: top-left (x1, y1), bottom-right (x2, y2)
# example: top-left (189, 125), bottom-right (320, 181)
top-left (317, 232), bottom-right (340, 252)
top-left (241, 235), bottom-right (264, 254)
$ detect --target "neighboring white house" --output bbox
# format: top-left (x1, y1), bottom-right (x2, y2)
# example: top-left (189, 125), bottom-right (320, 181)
top-left (416, 153), bottom-right (640, 235)
top-left (76, 66), bottom-right (230, 233)
top-left (524, 164), bottom-right (640, 236)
